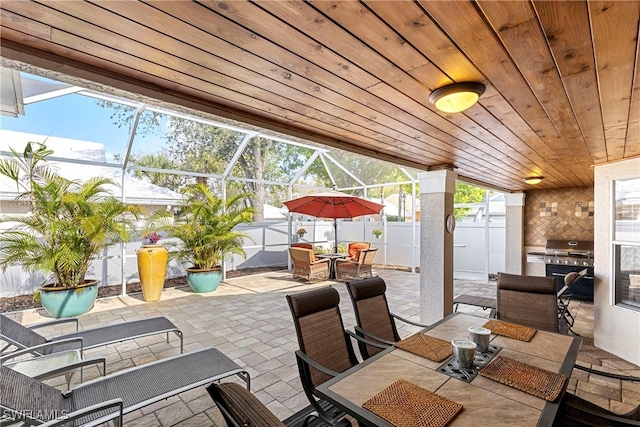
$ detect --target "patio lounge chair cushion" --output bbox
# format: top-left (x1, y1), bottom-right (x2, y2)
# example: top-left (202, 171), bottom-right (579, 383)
top-left (348, 242), bottom-right (370, 261)
top-left (496, 272), bottom-right (559, 333)
top-left (0, 314), bottom-right (184, 355)
top-left (208, 383), bottom-right (285, 427)
top-left (0, 347), bottom-right (249, 426)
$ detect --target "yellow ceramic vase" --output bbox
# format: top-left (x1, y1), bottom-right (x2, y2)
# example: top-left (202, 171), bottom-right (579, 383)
top-left (136, 245), bottom-right (168, 302)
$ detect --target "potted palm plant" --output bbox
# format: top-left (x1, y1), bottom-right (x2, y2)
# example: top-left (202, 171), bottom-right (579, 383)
top-left (151, 183), bottom-right (255, 293)
top-left (0, 142), bottom-right (139, 318)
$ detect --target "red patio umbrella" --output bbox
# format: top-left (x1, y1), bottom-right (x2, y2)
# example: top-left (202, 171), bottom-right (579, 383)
top-left (284, 190), bottom-right (384, 253)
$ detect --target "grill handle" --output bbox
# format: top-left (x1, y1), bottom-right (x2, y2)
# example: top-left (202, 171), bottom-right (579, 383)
top-left (550, 272), bottom-right (594, 280)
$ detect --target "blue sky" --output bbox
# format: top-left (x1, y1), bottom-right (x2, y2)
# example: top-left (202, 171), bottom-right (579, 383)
top-left (0, 73), bottom-right (163, 159)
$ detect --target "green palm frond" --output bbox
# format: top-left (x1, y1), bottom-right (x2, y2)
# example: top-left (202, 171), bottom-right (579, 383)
top-left (149, 183), bottom-right (255, 269)
top-left (0, 142), bottom-right (139, 288)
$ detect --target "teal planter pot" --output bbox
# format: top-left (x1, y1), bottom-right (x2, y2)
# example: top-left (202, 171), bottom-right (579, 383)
top-left (186, 268), bottom-right (222, 293)
top-left (39, 280), bottom-right (99, 318)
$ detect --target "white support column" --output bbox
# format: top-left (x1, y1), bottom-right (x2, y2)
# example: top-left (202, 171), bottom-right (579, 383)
top-left (505, 193), bottom-right (525, 274)
top-left (418, 169), bottom-right (457, 324)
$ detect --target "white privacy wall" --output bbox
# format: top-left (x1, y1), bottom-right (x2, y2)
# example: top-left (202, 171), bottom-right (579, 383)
top-left (1, 220), bottom-right (504, 297)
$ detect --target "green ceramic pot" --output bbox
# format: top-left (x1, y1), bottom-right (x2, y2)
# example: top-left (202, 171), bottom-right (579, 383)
top-left (186, 268), bottom-right (222, 293)
top-left (39, 280), bottom-right (99, 318)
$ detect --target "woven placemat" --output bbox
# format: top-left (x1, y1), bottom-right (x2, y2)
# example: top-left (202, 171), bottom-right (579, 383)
top-left (483, 319), bottom-right (537, 342)
top-left (395, 334), bottom-right (452, 362)
top-left (363, 379), bottom-right (463, 427)
top-left (479, 356), bottom-right (567, 401)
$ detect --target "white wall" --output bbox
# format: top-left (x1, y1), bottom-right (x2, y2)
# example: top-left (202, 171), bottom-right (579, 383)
top-left (594, 158), bottom-right (640, 366)
top-left (1, 219), bottom-right (503, 297)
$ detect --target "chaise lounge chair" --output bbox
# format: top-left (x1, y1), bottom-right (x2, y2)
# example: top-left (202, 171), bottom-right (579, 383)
top-left (0, 313), bottom-right (184, 356)
top-left (0, 347), bottom-right (250, 426)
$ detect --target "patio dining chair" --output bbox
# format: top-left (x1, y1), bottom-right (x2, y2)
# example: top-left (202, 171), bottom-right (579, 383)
top-left (291, 243), bottom-right (314, 250)
top-left (557, 269), bottom-right (588, 336)
top-left (335, 248), bottom-right (377, 281)
top-left (347, 242), bottom-right (370, 261)
top-left (345, 276), bottom-right (429, 359)
top-left (555, 365), bottom-right (640, 426)
top-left (0, 347), bottom-right (250, 427)
top-left (496, 272), bottom-right (564, 333)
top-left (208, 382), bottom-right (351, 427)
top-left (289, 247), bottom-right (331, 283)
top-left (0, 313), bottom-right (184, 356)
top-left (286, 286), bottom-right (385, 426)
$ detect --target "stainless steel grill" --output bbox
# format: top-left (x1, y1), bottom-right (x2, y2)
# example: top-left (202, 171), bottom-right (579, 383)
top-left (544, 240), bottom-right (594, 301)
top-left (544, 240), bottom-right (594, 267)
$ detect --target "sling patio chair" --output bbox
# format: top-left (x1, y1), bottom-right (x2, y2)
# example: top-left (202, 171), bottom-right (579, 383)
top-left (0, 313), bottom-right (184, 356)
top-left (555, 364), bottom-right (640, 426)
top-left (0, 347), bottom-right (250, 426)
top-left (286, 286), bottom-right (385, 426)
top-left (345, 276), bottom-right (429, 359)
top-left (208, 382), bottom-right (351, 427)
top-left (496, 272), bottom-right (564, 333)
top-left (334, 248), bottom-right (377, 281)
top-left (557, 269), bottom-right (588, 336)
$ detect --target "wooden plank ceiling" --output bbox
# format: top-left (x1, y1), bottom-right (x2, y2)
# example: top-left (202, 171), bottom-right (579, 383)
top-left (1, 1), bottom-right (639, 192)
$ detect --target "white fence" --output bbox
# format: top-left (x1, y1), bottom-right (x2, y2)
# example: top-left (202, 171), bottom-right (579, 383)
top-left (0, 220), bottom-right (505, 297)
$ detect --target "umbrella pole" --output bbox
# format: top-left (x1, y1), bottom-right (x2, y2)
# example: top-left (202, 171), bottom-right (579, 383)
top-left (334, 218), bottom-right (338, 253)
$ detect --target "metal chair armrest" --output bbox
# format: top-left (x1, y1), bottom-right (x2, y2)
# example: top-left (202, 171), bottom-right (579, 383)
top-left (0, 338), bottom-right (84, 361)
top-left (295, 350), bottom-right (340, 378)
top-left (563, 398), bottom-right (640, 426)
top-left (346, 329), bottom-right (391, 350)
top-left (37, 399), bottom-right (123, 427)
top-left (574, 364), bottom-right (640, 382)
top-left (390, 313), bottom-right (429, 328)
top-left (353, 326), bottom-right (396, 346)
top-left (28, 318), bottom-right (79, 332)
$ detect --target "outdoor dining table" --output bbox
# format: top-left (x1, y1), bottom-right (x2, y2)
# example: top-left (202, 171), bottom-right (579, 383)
top-left (315, 253), bottom-right (348, 280)
top-left (315, 312), bottom-right (582, 427)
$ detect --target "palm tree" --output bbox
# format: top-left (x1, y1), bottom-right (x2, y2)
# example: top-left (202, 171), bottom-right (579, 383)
top-left (0, 142), bottom-right (139, 289)
top-left (151, 183), bottom-right (256, 270)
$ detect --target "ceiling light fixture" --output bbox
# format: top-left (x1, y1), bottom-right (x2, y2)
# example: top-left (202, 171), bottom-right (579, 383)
top-left (524, 176), bottom-right (544, 185)
top-left (429, 82), bottom-right (486, 113)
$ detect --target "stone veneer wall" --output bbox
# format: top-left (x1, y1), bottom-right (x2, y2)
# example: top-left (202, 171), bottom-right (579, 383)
top-left (524, 187), bottom-right (594, 246)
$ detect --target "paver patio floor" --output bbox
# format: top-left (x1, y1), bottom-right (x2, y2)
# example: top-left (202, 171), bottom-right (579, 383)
top-left (3, 269), bottom-right (638, 425)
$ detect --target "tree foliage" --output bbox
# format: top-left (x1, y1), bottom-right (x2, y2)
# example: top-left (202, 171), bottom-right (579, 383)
top-left (453, 182), bottom-right (486, 220)
top-left (99, 101), bottom-right (335, 220)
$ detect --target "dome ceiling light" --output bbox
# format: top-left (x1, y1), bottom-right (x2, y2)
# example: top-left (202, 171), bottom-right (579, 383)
top-left (429, 82), bottom-right (486, 113)
top-left (524, 176), bottom-right (544, 185)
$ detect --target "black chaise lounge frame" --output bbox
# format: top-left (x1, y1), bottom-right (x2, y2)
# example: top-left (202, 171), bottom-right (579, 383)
top-left (0, 347), bottom-right (250, 426)
top-left (0, 314), bottom-right (184, 355)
